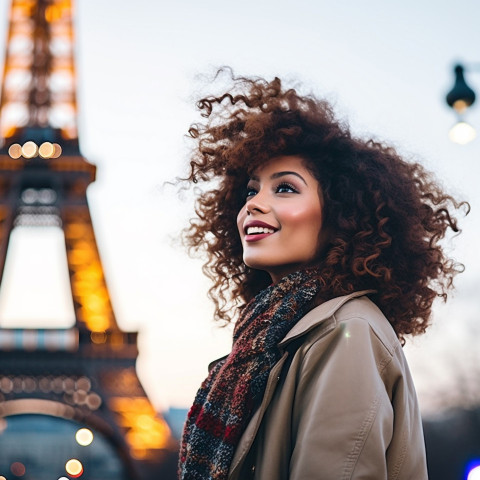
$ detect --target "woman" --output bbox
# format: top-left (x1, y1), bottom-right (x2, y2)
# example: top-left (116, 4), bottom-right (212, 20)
top-left (178, 72), bottom-right (468, 479)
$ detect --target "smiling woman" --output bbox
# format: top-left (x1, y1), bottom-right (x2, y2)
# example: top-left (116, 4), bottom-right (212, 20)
top-left (176, 71), bottom-right (468, 480)
top-left (237, 156), bottom-right (324, 283)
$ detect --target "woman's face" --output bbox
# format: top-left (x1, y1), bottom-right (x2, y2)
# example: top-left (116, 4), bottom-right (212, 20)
top-left (237, 155), bottom-right (324, 283)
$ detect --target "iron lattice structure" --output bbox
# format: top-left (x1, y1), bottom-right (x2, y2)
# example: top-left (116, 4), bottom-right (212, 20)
top-left (0, 1), bottom-right (177, 478)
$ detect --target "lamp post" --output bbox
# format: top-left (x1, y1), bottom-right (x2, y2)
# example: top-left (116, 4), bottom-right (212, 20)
top-left (445, 63), bottom-right (479, 144)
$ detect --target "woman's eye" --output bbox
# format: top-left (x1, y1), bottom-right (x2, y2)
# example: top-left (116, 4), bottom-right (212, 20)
top-left (246, 187), bottom-right (257, 199)
top-left (276, 182), bottom-right (298, 194)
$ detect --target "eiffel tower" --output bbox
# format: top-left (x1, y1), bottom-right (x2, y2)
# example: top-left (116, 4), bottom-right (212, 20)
top-left (0, 1), bottom-right (177, 478)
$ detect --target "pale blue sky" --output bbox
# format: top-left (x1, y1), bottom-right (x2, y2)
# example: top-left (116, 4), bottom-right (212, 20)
top-left (0, 0), bottom-right (479, 410)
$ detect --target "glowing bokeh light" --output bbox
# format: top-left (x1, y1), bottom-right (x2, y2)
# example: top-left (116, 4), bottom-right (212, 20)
top-left (449, 121), bottom-right (476, 145)
top-left (10, 461), bottom-right (26, 476)
top-left (0, 476), bottom-right (7, 480)
top-left (52, 143), bottom-right (62, 158)
top-left (39, 141), bottom-right (55, 158)
top-left (21, 141), bottom-right (38, 158)
top-left (65, 459), bottom-right (83, 477)
top-left (75, 427), bottom-right (94, 446)
top-left (468, 466), bottom-right (480, 480)
top-left (8, 143), bottom-right (22, 158)
top-left (86, 392), bottom-right (102, 410)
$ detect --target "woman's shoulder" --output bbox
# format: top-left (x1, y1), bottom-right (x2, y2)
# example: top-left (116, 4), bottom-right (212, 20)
top-left (284, 294), bottom-right (408, 389)
top-left (280, 292), bottom-right (400, 355)
top-left (333, 295), bottom-right (401, 354)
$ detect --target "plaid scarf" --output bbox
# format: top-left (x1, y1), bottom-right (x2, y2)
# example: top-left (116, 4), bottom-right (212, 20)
top-left (178, 268), bottom-right (321, 480)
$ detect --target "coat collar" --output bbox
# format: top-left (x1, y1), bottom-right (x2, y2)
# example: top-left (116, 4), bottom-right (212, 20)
top-left (209, 290), bottom-right (375, 371)
top-left (278, 290), bottom-right (375, 348)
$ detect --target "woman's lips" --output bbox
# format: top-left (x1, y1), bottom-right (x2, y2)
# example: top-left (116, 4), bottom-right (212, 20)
top-left (244, 221), bottom-right (278, 242)
top-left (245, 232), bottom-right (275, 242)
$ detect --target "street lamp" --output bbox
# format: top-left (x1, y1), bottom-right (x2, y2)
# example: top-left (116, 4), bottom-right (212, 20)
top-left (445, 63), bottom-right (478, 144)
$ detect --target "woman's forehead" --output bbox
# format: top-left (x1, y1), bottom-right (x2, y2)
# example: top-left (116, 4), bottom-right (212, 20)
top-left (247, 155), bottom-right (311, 178)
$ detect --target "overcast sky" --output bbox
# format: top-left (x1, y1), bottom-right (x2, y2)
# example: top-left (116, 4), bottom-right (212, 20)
top-left (0, 0), bottom-right (479, 412)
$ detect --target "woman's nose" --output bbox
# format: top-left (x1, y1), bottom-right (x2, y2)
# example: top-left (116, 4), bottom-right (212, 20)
top-left (246, 191), bottom-right (270, 215)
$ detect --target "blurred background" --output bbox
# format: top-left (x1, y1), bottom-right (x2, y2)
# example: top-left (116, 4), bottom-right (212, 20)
top-left (0, 0), bottom-right (479, 478)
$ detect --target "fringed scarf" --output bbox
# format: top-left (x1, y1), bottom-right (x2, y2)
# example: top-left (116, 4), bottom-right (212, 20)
top-left (178, 268), bottom-right (321, 480)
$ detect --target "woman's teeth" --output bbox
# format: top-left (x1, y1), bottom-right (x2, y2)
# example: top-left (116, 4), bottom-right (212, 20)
top-left (247, 226), bottom-right (275, 235)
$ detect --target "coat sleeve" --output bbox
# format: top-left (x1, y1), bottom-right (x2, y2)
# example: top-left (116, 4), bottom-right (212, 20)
top-left (289, 316), bottom-right (426, 480)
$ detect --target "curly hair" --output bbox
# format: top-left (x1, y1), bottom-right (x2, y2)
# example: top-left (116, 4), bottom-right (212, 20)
top-left (181, 71), bottom-right (469, 341)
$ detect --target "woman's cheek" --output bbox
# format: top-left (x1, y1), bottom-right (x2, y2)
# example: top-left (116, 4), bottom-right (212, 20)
top-left (237, 207), bottom-right (247, 238)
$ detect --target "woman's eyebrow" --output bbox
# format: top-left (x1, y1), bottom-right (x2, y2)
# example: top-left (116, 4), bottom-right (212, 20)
top-left (271, 171), bottom-right (307, 185)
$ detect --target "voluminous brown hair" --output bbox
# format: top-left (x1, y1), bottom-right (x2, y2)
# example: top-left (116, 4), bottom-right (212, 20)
top-left (182, 71), bottom-right (468, 341)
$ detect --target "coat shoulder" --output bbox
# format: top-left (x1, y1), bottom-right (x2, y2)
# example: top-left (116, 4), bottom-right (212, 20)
top-left (281, 293), bottom-right (400, 357)
top-left (333, 296), bottom-right (401, 355)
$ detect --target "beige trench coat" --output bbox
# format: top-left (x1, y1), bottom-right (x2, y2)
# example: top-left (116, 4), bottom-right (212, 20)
top-left (218, 291), bottom-right (428, 480)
